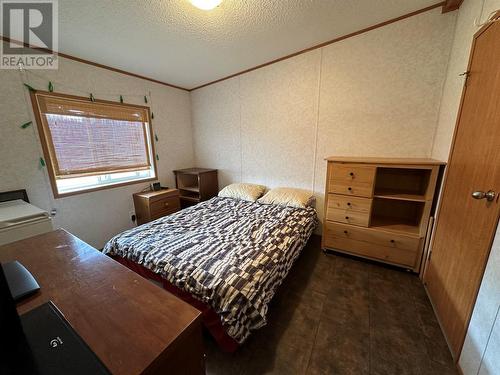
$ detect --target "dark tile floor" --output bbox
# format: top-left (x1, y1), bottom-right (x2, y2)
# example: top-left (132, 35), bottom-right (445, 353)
top-left (204, 235), bottom-right (457, 375)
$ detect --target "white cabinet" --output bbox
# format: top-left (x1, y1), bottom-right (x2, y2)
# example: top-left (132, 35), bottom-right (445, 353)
top-left (0, 200), bottom-right (53, 246)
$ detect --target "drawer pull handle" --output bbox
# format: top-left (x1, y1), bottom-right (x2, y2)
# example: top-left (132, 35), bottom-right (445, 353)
top-left (345, 216), bottom-right (349, 220)
top-left (348, 187), bottom-right (352, 191)
top-left (390, 239), bottom-right (395, 243)
top-left (164, 202), bottom-right (169, 207)
top-left (347, 202), bottom-right (351, 206)
top-left (343, 230), bottom-right (348, 234)
top-left (349, 172), bottom-right (354, 177)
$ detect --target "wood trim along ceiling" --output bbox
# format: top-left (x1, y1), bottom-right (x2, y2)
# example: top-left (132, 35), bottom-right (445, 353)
top-left (442, 0), bottom-right (465, 13)
top-left (0, 35), bottom-right (189, 91)
top-left (190, 1), bottom-right (448, 91)
top-left (1, 1), bottom-right (459, 92)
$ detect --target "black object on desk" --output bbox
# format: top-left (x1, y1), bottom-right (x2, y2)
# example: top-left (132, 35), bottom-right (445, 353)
top-left (0, 263), bottom-right (110, 375)
top-left (20, 301), bottom-right (111, 375)
top-left (2, 261), bottom-right (40, 301)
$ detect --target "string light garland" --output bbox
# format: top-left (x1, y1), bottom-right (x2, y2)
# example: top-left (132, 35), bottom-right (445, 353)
top-left (17, 65), bottom-right (55, 211)
top-left (146, 89), bottom-right (160, 165)
top-left (24, 83), bottom-right (35, 92)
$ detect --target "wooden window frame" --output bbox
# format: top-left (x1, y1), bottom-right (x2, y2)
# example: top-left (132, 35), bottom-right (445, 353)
top-left (30, 91), bottom-right (158, 198)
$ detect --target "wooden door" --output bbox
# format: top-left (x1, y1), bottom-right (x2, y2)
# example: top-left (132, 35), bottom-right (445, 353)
top-left (424, 18), bottom-right (500, 359)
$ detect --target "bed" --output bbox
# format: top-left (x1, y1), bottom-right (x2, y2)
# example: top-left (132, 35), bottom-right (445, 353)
top-left (103, 196), bottom-right (318, 351)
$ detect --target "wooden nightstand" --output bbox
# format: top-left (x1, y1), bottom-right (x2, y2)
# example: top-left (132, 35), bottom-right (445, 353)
top-left (173, 168), bottom-right (218, 208)
top-left (133, 188), bottom-right (181, 225)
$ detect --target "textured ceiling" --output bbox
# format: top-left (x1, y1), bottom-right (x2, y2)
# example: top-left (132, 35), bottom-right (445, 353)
top-left (58, 0), bottom-right (442, 89)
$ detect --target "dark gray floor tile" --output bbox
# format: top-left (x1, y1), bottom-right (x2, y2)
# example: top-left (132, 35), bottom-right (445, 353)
top-left (322, 257), bottom-right (370, 328)
top-left (412, 296), bottom-right (455, 367)
top-left (286, 288), bottom-right (326, 314)
top-left (256, 303), bottom-right (320, 350)
top-left (369, 325), bottom-right (434, 375)
top-left (204, 237), bottom-right (457, 375)
top-left (242, 342), bottom-right (312, 375)
top-left (307, 320), bottom-right (370, 375)
top-left (421, 359), bottom-right (458, 375)
top-left (286, 254), bottom-right (334, 296)
top-left (205, 336), bottom-right (250, 375)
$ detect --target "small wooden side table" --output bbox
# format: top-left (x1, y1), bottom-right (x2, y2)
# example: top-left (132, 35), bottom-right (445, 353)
top-left (133, 188), bottom-right (181, 225)
top-left (173, 168), bottom-right (218, 208)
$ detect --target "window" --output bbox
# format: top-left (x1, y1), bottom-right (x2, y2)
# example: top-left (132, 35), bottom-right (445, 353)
top-left (31, 91), bottom-right (157, 197)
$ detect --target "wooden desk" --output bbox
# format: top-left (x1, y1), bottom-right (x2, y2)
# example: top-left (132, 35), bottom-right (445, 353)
top-left (0, 229), bottom-right (205, 375)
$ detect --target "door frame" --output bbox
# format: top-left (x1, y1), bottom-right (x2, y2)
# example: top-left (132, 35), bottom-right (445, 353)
top-left (423, 10), bottom-right (500, 362)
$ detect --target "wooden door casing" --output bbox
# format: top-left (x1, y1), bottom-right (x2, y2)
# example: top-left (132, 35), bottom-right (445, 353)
top-left (424, 16), bottom-right (500, 359)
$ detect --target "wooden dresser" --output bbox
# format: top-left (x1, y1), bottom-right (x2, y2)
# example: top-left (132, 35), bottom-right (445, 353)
top-left (322, 157), bottom-right (445, 272)
top-left (0, 230), bottom-right (204, 375)
top-left (173, 168), bottom-right (218, 207)
top-left (133, 188), bottom-right (181, 225)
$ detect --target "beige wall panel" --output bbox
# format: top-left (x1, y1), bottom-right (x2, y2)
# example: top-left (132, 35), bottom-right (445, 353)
top-left (239, 50), bottom-right (321, 190)
top-left (431, 0), bottom-right (486, 161)
top-left (191, 78), bottom-right (241, 189)
top-left (314, 8), bottom-right (456, 221)
top-left (191, 9), bottom-right (456, 226)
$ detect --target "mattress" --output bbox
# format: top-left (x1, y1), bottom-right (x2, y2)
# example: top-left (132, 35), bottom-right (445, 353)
top-left (103, 196), bottom-right (318, 344)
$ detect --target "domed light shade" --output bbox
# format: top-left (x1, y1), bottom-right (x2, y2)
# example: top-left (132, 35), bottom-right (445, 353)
top-left (190, 0), bottom-right (222, 10)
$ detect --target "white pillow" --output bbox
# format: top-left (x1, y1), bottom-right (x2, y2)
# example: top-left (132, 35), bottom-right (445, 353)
top-left (257, 187), bottom-right (315, 208)
top-left (218, 183), bottom-right (266, 202)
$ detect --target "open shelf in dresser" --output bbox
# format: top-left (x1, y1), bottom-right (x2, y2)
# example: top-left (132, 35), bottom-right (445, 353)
top-left (373, 167), bottom-right (432, 202)
top-left (322, 157), bottom-right (445, 272)
top-left (370, 197), bottom-right (425, 237)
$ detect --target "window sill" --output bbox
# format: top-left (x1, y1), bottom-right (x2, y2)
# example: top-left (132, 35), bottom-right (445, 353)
top-left (52, 176), bottom-right (157, 199)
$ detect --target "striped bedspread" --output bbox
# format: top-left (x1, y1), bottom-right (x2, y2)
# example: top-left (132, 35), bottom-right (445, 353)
top-left (103, 197), bottom-right (318, 343)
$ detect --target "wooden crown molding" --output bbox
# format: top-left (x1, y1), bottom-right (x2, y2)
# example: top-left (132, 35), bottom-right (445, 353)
top-left (190, 2), bottom-right (447, 91)
top-left (0, 35), bottom-right (189, 91)
top-left (442, 0), bottom-right (464, 13)
top-left (2, 1), bottom-right (456, 92)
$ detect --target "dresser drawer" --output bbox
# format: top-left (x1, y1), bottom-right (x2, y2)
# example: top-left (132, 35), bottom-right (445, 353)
top-left (323, 235), bottom-right (418, 268)
top-left (329, 163), bottom-right (376, 183)
top-left (328, 163), bottom-right (375, 197)
top-left (150, 196), bottom-right (181, 217)
top-left (327, 222), bottom-right (420, 252)
top-left (327, 210), bottom-right (370, 227)
top-left (329, 181), bottom-right (373, 197)
top-left (133, 189), bottom-right (181, 225)
top-left (323, 222), bottom-right (419, 267)
top-left (327, 194), bottom-right (372, 213)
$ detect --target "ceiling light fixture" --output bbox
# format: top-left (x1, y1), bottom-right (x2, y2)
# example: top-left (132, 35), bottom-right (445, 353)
top-left (189, 0), bottom-right (222, 11)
